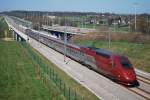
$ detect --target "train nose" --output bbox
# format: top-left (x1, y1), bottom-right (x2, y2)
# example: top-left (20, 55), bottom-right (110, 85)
top-left (123, 71), bottom-right (137, 82)
top-left (124, 76), bottom-right (135, 81)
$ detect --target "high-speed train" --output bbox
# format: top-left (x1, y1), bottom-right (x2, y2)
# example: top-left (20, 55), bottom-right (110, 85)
top-left (26, 29), bottom-right (138, 86)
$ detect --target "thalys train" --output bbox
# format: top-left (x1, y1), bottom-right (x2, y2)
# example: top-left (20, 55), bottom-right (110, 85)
top-left (26, 29), bottom-right (138, 86)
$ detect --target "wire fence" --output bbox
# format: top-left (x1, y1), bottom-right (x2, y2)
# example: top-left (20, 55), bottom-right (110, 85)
top-left (19, 42), bottom-right (84, 100)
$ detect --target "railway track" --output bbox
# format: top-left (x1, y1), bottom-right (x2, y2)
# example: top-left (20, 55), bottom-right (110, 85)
top-left (127, 75), bottom-right (150, 100)
top-left (129, 87), bottom-right (150, 100)
top-left (137, 75), bottom-right (150, 85)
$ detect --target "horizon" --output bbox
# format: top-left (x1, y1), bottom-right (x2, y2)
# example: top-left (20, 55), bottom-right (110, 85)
top-left (0, 0), bottom-right (150, 14)
top-left (1, 10), bottom-right (150, 15)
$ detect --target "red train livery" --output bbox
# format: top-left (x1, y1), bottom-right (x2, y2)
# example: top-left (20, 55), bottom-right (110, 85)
top-left (26, 29), bottom-right (138, 86)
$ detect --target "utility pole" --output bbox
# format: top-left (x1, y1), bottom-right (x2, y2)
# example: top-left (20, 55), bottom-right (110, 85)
top-left (82, 17), bottom-right (83, 28)
top-left (47, 12), bottom-right (49, 26)
top-left (64, 16), bottom-right (67, 62)
top-left (85, 16), bottom-right (86, 28)
top-left (147, 15), bottom-right (149, 33)
top-left (93, 17), bottom-right (95, 29)
top-left (133, 2), bottom-right (138, 31)
top-left (64, 30), bottom-right (67, 62)
top-left (64, 26), bottom-right (67, 62)
top-left (52, 12), bottom-right (54, 26)
top-left (128, 16), bottom-right (130, 32)
top-left (108, 27), bottom-right (111, 49)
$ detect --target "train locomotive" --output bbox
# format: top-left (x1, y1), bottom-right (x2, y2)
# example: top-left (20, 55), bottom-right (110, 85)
top-left (26, 29), bottom-right (138, 86)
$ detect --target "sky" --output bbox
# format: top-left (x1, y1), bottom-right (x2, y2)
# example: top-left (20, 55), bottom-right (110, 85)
top-left (0, 0), bottom-right (150, 14)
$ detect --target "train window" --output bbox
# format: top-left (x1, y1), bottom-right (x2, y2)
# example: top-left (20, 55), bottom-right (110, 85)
top-left (96, 52), bottom-right (110, 58)
top-left (120, 59), bottom-right (132, 69)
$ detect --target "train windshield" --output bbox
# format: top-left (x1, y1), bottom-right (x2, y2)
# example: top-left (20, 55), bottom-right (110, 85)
top-left (120, 58), bottom-right (132, 69)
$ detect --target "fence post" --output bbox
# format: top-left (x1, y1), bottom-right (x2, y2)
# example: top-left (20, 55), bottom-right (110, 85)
top-left (43, 73), bottom-right (45, 85)
top-left (52, 69), bottom-right (54, 80)
top-left (64, 83), bottom-right (66, 96)
top-left (38, 66), bottom-right (40, 78)
top-left (50, 68), bottom-right (52, 79)
top-left (47, 65), bottom-right (48, 74)
top-left (69, 87), bottom-right (70, 100)
top-left (55, 74), bottom-right (58, 85)
top-left (59, 79), bottom-right (62, 90)
top-left (74, 91), bottom-right (77, 100)
top-left (82, 96), bottom-right (84, 100)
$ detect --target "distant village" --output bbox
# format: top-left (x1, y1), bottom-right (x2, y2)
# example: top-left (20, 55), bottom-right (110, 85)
top-left (1, 11), bottom-right (150, 34)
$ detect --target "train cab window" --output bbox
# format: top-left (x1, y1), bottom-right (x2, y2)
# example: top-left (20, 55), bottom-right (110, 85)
top-left (120, 58), bottom-right (132, 69)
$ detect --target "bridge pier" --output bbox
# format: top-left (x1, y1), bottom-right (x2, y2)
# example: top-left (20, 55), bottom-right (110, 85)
top-left (12, 30), bottom-right (15, 40)
top-left (10, 29), bottom-right (25, 42)
top-left (16, 33), bottom-right (25, 41)
top-left (16, 33), bottom-right (18, 41)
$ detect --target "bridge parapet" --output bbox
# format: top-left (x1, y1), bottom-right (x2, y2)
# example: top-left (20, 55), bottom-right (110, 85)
top-left (5, 16), bottom-right (28, 41)
top-left (42, 25), bottom-right (96, 35)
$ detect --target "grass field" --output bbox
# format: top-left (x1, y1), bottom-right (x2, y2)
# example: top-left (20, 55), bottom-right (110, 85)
top-left (0, 41), bottom-right (52, 100)
top-left (74, 40), bottom-right (150, 73)
top-left (0, 40), bottom-right (99, 100)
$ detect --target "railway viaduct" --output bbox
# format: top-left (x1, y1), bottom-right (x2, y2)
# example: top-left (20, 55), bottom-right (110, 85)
top-left (5, 16), bottom-right (27, 41)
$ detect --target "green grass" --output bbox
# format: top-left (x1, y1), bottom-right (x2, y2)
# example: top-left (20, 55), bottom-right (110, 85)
top-left (0, 41), bottom-right (60, 100)
top-left (74, 40), bottom-right (150, 73)
top-left (0, 40), bottom-right (99, 100)
top-left (29, 43), bottom-right (99, 100)
top-left (0, 15), bottom-right (99, 99)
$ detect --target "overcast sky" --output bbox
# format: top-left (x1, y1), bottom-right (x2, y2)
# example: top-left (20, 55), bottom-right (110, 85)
top-left (0, 0), bottom-right (150, 14)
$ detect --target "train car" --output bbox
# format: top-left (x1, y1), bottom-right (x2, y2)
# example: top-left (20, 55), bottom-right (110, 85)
top-left (26, 29), bottom-right (138, 86)
top-left (81, 46), bottom-right (138, 85)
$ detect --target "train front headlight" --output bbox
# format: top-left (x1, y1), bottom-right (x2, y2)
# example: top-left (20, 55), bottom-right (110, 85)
top-left (126, 77), bottom-right (129, 80)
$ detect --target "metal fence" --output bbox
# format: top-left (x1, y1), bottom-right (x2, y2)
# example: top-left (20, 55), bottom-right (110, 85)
top-left (19, 42), bottom-right (84, 100)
